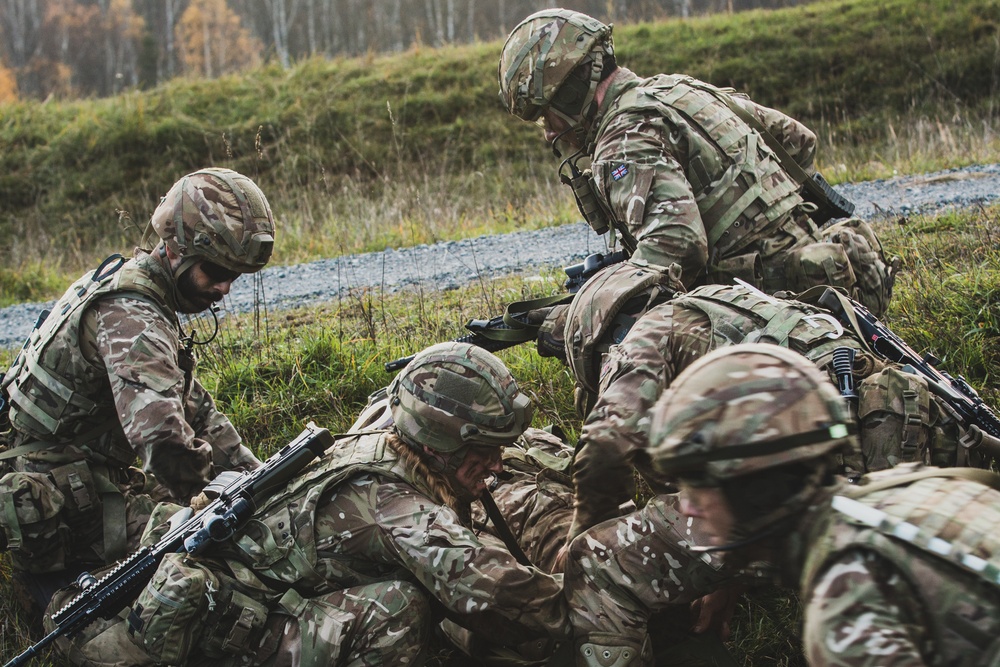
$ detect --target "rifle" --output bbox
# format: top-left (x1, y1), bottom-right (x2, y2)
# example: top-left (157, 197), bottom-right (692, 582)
top-left (5, 423), bottom-right (334, 667)
top-left (817, 288), bottom-right (1000, 458)
top-left (806, 172), bottom-right (856, 225)
top-left (384, 302), bottom-right (551, 373)
top-left (384, 250), bottom-right (629, 373)
top-left (563, 250), bottom-right (629, 293)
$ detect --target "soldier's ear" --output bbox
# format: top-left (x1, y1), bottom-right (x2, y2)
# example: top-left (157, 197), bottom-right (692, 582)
top-left (162, 242), bottom-right (180, 262)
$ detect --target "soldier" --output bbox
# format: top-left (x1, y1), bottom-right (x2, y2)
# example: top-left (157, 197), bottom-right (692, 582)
top-left (498, 9), bottom-right (897, 316)
top-left (645, 344), bottom-right (1000, 666)
top-left (554, 260), bottom-right (982, 541)
top-left (0, 168), bottom-right (274, 623)
top-left (551, 261), bottom-right (996, 664)
top-left (48, 342), bottom-right (572, 666)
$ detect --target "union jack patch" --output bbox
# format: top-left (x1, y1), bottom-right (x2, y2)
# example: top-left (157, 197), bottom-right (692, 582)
top-left (611, 164), bottom-right (629, 181)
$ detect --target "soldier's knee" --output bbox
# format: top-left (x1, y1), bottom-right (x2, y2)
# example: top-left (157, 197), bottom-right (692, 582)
top-left (575, 633), bottom-right (652, 667)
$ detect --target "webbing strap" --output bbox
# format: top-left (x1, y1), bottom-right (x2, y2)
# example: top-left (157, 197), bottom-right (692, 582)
top-left (91, 469), bottom-right (128, 562)
top-left (0, 490), bottom-right (23, 549)
top-left (0, 440), bottom-right (52, 461)
top-left (480, 488), bottom-right (533, 568)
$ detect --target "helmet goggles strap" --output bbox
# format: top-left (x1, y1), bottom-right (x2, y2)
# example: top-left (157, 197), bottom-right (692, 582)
top-left (670, 423), bottom-right (853, 480)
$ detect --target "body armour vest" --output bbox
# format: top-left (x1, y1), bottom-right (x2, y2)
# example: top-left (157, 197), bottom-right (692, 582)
top-left (594, 74), bottom-right (813, 260)
top-left (801, 469), bottom-right (1000, 664)
top-left (225, 431), bottom-right (416, 595)
top-left (2, 253), bottom-right (180, 467)
top-left (673, 283), bottom-right (866, 372)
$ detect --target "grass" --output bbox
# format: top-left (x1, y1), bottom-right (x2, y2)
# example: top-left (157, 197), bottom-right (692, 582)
top-left (3, 0), bottom-right (1000, 662)
top-left (3, 203), bottom-right (1000, 664)
top-left (2, 0), bottom-right (1000, 305)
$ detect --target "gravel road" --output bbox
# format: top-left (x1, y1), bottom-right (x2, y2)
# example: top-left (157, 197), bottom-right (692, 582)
top-left (2, 163), bottom-right (999, 349)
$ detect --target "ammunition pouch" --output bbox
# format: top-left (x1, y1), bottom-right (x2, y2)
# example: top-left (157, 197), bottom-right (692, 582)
top-left (707, 250), bottom-right (763, 289)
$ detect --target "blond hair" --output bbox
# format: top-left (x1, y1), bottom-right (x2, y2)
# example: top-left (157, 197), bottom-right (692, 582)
top-left (386, 434), bottom-right (472, 525)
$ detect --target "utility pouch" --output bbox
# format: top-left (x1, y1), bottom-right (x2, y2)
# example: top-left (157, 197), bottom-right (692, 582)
top-left (128, 552), bottom-right (219, 664)
top-left (0, 470), bottom-right (71, 571)
top-left (784, 241), bottom-right (857, 298)
top-left (198, 575), bottom-right (270, 658)
top-left (707, 251), bottom-right (763, 289)
top-left (819, 218), bottom-right (899, 318)
top-left (857, 367), bottom-right (932, 472)
top-left (563, 167), bottom-right (610, 235)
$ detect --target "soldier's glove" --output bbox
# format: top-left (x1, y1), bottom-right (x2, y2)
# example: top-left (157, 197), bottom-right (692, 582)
top-left (189, 491), bottom-right (212, 512)
top-left (189, 470), bottom-right (244, 512)
top-left (535, 304), bottom-right (569, 362)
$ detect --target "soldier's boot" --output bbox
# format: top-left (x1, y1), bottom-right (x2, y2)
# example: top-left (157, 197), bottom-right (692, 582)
top-left (575, 633), bottom-right (652, 667)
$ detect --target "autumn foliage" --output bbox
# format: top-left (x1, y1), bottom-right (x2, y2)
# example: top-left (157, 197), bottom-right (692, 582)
top-left (176, 0), bottom-right (261, 78)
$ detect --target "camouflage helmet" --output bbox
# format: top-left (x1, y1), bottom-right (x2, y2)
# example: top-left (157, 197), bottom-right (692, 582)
top-left (146, 168), bottom-right (275, 276)
top-left (388, 342), bottom-right (533, 453)
top-left (649, 344), bottom-right (853, 485)
top-left (564, 260), bottom-right (682, 394)
top-left (498, 9), bottom-right (614, 142)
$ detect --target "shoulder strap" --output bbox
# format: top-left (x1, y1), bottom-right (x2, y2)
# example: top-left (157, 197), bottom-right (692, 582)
top-left (846, 467), bottom-right (1000, 498)
top-left (480, 488), bottom-right (533, 568)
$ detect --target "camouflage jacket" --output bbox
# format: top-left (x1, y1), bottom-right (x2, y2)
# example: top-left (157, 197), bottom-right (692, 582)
top-left (571, 284), bottom-right (854, 536)
top-left (571, 284), bottom-right (971, 538)
top-left (2, 251), bottom-right (256, 501)
top-left (794, 468), bottom-right (1000, 666)
top-left (588, 68), bottom-right (819, 290)
top-left (226, 430), bottom-right (572, 642)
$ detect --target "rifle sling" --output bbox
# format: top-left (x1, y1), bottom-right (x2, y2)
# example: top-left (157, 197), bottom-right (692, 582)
top-left (480, 488), bottom-right (534, 568)
top-left (472, 294), bottom-right (574, 344)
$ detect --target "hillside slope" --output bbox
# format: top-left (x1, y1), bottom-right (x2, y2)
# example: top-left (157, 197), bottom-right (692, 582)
top-left (0, 0), bottom-right (997, 273)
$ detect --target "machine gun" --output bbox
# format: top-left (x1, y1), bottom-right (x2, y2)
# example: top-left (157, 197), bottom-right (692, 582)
top-left (817, 288), bottom-right (1000, 459)
top-left (384, 249), bottom-right (628, 373)
top-left (384, 301), bottom-right (556, 373)
top-left (4, 423), bottom-right (334, 667)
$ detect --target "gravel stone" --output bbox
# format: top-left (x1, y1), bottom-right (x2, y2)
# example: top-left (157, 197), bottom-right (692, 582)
top-left (2, 164), bottom-right (999, 349)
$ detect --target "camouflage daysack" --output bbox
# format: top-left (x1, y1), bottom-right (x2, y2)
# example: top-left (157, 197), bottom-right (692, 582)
top-left (785, 217), bottom-right (900, 317)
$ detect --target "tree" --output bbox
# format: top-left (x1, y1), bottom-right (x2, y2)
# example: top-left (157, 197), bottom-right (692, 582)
top-left (176, 0), bottom-right (262, 78)
top-left (0, 59), bottom-right (18, 102)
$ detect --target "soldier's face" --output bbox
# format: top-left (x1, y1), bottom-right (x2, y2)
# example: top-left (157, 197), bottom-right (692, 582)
top-left (678, 485), bottom-right (735, 548)
top-left (538, 109), bottom-right (582, 152)
top-left (177, 261), bottom-right (240, 313)
top-left (452, 445), bottom-right (504, 498)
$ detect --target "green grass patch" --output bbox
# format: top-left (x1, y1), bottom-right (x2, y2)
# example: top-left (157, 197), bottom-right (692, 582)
top-left (3, 204), bottom-right (1000, 663)
top-left (2, 0), bottom-right (1000, 301)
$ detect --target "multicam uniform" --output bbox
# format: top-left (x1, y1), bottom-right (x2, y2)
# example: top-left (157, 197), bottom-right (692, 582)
top-left (498, 9), bottom-right (897, 317)
top-left (590, 69), bottom-right (819, 289)
top-left (570, 282), bottom-right (973, 538)
top-left (0, 251), bottom-right (257, 578)
top-left (641, 345), bottom-right (1000, 667)
top-left (561, 284), bottom-right (989, 665)
top-left (215, 429), bottom-right (571, 644)
top-left (794, 468), bottom-right (1000, 666)
top-left (1, 168), bottom-right (273, 623)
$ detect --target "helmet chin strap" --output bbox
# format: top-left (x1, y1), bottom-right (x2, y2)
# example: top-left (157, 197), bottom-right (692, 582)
top-left (549, 126), bottom-right (577, 159)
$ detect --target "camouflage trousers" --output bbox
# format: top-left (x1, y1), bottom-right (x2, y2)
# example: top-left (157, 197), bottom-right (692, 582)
top-left (563, 494), bottom-right (744, 665)
top-left (46, 579), bottom-right (431, 667)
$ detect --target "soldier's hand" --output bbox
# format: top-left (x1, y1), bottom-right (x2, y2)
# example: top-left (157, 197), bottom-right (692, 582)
top-left (689, 585), bottom-right (744, 641)
top-left (189, 491), bottom-right (212, 512)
